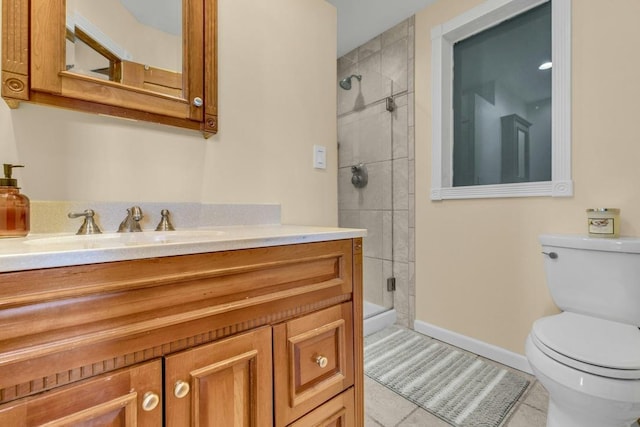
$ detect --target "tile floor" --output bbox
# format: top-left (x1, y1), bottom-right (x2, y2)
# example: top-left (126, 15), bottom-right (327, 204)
top-left (364, 333), bottom-right (550, 427)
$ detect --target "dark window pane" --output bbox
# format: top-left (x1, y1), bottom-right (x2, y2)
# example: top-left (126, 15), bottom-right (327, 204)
top-left (453, 2), bottom-right (551, 186)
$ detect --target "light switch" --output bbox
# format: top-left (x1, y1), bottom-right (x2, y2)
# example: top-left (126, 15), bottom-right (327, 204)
top-left (313, 145), bottom-right (327, 169)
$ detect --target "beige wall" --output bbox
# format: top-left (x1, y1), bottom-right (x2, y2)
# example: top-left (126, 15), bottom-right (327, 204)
top-left (415, 0), bottom-right (640, 355)
top-left (0, 0), bottom-right (337, 227)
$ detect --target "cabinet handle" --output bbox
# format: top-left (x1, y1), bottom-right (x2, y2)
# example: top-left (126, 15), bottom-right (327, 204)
top-left (316, 355), bottom-right (329, 369)
top-left (174, 380), bottom-right (191, 398)
top-left (193, 97), bottom-right (203, 107)
top-left (142, 392), bottom-right (160, 411)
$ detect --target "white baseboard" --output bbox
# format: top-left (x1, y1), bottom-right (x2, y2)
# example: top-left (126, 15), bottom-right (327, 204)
top-left (364, 309), bottom-right (397, 337)
top-left (413, 320), bottom-right (533, 375)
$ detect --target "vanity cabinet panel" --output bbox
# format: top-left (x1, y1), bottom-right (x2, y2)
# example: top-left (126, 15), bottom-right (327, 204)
top-left (164, 327), bottom-right (273, 427)
top-left (287, 388), bottom-right (354, 427)
top-left (273, 303), bottom-right (354, 426)
top-left (0, 360), bottom-right (163, 426)
top-left (0, 238), bottom-right (363, 426)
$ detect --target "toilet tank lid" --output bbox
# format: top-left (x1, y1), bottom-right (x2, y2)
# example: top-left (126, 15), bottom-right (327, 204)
top-left (532, 312), bottom-right (640, 371)
top-left (539, 234), bottom-right (640, 253)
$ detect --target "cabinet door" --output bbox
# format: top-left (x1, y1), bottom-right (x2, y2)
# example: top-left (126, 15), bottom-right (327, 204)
top-left (165, 327), bottom-right (273, 427)
top-left (0, 360), bottom-right (162, 426)
top-left (273, 303), bottom-right (354, 426)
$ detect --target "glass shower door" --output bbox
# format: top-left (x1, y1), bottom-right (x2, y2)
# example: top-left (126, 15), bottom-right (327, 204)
top-left (337, 62), bottom-right (395, 320)
top-left (336, 18), bottom-right (414, 332)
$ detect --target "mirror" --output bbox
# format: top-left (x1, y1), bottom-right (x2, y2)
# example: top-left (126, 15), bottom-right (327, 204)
top-left (1, 0), bottom-right (217, 136)
top-left (65, 0), bottom-right (183, 96)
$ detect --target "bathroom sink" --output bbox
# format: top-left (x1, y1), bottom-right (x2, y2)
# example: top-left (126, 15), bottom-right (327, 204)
top-left (26, 233), bottom-right (123, 245)
top-left (25, 229), bottom-right (227, 249)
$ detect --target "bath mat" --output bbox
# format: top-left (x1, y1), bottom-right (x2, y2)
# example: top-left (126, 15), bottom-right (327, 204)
top-left (364, 326), bottom-right (530, 427)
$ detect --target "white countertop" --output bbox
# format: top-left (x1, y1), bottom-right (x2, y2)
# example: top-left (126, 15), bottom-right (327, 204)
top-left (0, 225), bottom-right (366, 273)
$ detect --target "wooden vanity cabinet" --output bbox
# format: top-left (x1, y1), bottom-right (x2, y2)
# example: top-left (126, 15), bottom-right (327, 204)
top-left (0, 238), bottom-right (364, 426)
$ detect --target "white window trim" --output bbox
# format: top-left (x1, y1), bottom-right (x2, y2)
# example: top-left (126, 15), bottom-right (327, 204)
top-left (430, 0), bottom-right (572, 200)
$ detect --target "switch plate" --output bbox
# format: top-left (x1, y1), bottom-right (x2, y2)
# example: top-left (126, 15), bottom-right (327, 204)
top-left (313, 145), bottom-right (327, 169)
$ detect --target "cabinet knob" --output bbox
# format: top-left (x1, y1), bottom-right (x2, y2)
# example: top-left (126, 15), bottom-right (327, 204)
top-left (315, 355), bottom-right (329, 369)
top-left (193, 97), bottom-right (203, 107)
top-left (142, 392), bottom-right (160, 411)
top-left (174, 380), bottom-right (191, 398)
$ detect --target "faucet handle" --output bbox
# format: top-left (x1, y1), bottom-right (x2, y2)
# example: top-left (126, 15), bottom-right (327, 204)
top-left (68, 209), bottom-right (102, 235)
top-left (155, 209), bottom-right (175, 231)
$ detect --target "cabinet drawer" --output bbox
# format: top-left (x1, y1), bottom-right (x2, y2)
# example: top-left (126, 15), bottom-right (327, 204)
top-left (274, 303), bottom-right (354, 426)
top-left (287, 388), bottom-right (354, 427)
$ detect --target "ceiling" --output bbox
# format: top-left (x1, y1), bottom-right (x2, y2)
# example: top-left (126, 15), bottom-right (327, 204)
top-left (326, 0), bottom-right (437, 57)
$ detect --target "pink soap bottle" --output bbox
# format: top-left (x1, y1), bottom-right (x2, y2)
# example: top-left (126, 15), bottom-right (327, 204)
top-left (0, 164), bottom-right (30, 238)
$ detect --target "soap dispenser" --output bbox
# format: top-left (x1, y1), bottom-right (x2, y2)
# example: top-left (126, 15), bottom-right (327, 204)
top-left (0, 164), bottom-right (30, 238)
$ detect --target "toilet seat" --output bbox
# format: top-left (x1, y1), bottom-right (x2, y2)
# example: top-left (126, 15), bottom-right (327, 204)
top-left (531, 312), bottom-right (640, 380)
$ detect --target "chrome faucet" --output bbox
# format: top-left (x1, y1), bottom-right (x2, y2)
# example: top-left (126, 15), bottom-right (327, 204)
top-left (117, 206), bottom-right (143, 232)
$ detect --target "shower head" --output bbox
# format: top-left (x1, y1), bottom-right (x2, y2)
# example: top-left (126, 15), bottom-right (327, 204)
top-left (339, 74), bottom-right (362, 90)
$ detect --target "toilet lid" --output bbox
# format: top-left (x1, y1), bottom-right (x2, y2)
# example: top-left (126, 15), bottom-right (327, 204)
top-left (532, 312), bottom-right (640, 379)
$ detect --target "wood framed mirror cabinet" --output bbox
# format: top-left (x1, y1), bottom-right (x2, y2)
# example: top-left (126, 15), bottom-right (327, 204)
top-left (1, 0), bottom-right (218, 137)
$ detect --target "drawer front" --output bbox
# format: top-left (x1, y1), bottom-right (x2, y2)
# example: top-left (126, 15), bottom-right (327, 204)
top-left (274, 303), bottom-right (354, 426)
top-left (287, 388), bottom-right (354, 427)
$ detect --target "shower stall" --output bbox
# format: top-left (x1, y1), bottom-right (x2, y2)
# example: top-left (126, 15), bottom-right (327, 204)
top-left (336, 18), bottom-right (415, 336)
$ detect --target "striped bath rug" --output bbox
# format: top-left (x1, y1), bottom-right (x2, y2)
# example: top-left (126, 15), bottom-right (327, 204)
top-left (364, 326), bottom-right (529, 427)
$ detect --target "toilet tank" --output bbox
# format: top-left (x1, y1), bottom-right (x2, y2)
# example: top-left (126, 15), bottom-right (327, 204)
top-left (539, 234), bottom-right (640, 326)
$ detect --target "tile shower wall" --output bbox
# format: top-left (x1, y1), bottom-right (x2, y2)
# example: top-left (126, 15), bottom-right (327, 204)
top-left (337, 18), bottom-right (415, 327)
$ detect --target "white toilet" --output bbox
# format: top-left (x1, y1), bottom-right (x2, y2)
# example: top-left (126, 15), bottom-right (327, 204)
top-left (526, 234), bottom-right (640, 427)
